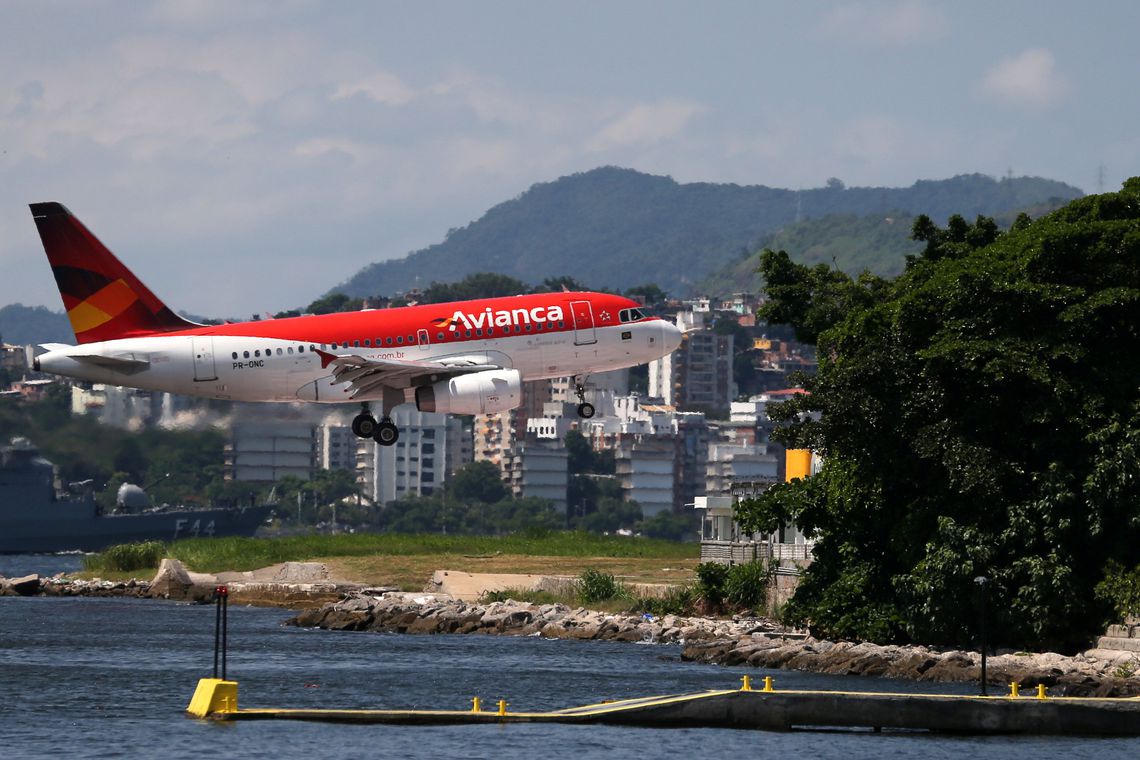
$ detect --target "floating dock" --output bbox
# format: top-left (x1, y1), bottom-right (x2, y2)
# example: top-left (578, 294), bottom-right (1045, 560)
top-left (188, 676), bottom-right (1140, 735)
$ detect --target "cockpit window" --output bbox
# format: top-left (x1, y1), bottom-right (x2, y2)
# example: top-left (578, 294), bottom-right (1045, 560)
top-left (619, 308), bottom-right (647, 322)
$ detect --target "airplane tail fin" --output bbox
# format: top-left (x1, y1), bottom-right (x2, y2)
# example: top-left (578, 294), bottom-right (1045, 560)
top-left (29, 202), bottom-right (200, 344)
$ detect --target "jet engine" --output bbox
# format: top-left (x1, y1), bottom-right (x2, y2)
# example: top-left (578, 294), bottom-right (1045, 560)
top-left (415, 369), bottom-right (522, 415)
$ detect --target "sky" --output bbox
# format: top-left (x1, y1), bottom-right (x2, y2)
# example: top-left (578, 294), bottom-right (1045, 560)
top-left (2, 0), bottom-right (1138, 320)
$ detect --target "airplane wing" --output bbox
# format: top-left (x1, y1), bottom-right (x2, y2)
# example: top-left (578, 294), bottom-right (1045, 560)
top-left (314, 349), bottom-right (501, 399)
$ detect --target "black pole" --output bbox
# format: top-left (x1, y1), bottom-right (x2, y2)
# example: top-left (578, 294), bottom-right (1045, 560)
top-left (975, 575), bottom-right (988, 696)
top-left (213, 585), bottom-right (229, 680)
top-left (221, 586), bottom-right (228, 681)
top-left (212, 587), bottom-right (222, 678)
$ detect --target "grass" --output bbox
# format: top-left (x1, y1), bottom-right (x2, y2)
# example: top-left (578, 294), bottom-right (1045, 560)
top-left (79, 531), bottom-right (701, 591)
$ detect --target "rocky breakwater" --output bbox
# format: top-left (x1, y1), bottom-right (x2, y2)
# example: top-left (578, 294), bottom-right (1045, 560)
top-left (0, 560), bottom-right (368, 607)
top-left (0, 573), bottom-right (150, 598)
top-left (288, 590), bottom-right (786, 642)
top-left (289, 592), bottom-right (1140, 698)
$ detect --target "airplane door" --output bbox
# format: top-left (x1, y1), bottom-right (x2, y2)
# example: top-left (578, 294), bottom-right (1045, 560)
top-left (192, 337), bottom-right (218, 382)
top-left (570, 300), bottom-right (597, 346)
top-left (418, 328), bottom-right (430, 352)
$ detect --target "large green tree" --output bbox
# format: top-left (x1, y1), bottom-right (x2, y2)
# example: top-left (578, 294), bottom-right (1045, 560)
top-left (738, 180), bottom-right (1140, 651)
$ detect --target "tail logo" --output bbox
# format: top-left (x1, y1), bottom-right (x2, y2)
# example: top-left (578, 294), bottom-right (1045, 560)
top-left (66, 278), bottom-right (138, 335)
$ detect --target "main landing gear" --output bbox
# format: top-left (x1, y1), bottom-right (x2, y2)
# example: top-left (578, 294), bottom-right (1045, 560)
top-left (573, 377), bottom-right (595, 419)
top-left (351, 404), bottom-right (399, 446)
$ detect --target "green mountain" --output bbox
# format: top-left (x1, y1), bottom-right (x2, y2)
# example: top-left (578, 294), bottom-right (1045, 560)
top-left (698, 213), bottom-right (922, 296)
top-left (0, 304), bottom-right (73, 346)
top-left (335, 167), bottom-right (1083, 299)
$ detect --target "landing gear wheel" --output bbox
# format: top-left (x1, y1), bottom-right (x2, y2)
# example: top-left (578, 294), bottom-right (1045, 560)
top-left (351, 413), bottom-right (377, 438)
top-left (373, 420), bottom-right (399, 446)
top-left (572, 376), bottom-right (592, 418)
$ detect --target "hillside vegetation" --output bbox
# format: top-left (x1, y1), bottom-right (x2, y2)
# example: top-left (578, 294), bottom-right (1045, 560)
top-left (0, 304), bottom-right (73, 346)
top-left (739, 180), bottom-right (1140, 651)
top-left (337, 167), bottom-right (1081, 298)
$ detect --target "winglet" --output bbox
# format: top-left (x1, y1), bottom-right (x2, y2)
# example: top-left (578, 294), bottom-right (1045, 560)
top-left (314, 348), bottom-right (338, 369)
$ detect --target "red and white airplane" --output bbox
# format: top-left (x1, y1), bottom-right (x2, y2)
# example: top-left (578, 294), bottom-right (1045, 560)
top-left (29, 202), bottom-right (682, 445)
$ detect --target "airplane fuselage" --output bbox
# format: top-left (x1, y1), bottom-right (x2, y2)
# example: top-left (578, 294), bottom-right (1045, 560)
top-left (37, 292), bottom-right (677, 404)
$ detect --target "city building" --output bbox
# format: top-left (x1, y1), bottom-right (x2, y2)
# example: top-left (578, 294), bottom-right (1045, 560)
top-left (315, 414), bottom-right (356, 472)
top-left (357, 406), bottom-right (466, 505)
top-left (503, 436), bottom-right (569, 513)
top-left (225, 419), bottom-right (315, 482)
top-left (648, 310), bottom-right (735, 411)
top-left (613, 435), bottom-right (675, 517)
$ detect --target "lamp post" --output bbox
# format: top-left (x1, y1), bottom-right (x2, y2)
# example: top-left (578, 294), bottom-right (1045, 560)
top-left (975, 575), bottom-right (989, 696)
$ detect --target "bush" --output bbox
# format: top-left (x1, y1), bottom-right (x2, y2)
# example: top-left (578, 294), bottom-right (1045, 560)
top-left (576, 568), bottom-right (624, 604)
top-left (85, 540), bottom-right (165, 573)
top-left (695, 562), bottom-right (730, 608)
top-left (726, 561), bottom-right (771, 613)
top-left (479, 587), bottom-right (563, 605)
top-left (632, 584), bottom-right (698, 616)
top-left (1095, 560), bottom-right (1140, 621)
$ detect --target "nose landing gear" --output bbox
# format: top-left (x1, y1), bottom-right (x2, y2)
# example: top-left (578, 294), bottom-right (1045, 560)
top-left (573, 377), bottom-right (595, 419)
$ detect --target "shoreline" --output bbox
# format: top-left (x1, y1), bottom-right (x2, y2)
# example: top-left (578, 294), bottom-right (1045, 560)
top-left (5, 569), bottom-right (1140, 698)
top-left (289, 590), bottom-right (1140, 698)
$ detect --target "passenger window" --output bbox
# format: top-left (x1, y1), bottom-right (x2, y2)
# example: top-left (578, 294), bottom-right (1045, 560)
top-left (276, 348), bottom-right (283, 355)
top-left (354, 340), bottom-right (360, 347)
top-left (475, 329), bottom-right (482, 337)
top-left (487, 328), bottom-right (493, 336)
top-left (407, 335), bottom-right (414, 343)
top-left (465, 330), bottom-right (472, 337)
top-left (364, 339), bottom-right (371, 347)
top-left (385, 337), bottom-right (393, 345)
top-left (243, 351), bottom-right (250, 359)
top-left (231, 352), bottom-right (238, 359)
top-left (436, 332), bottom-right (444, 341)
top-left (287, 347), bottom-right (294, 354)
top-left (525, 324), bottom-right (532, 331)
top-left (396, 336), bottom-right (404, 344)
top-left (254, 350), bottom-right (260, 357)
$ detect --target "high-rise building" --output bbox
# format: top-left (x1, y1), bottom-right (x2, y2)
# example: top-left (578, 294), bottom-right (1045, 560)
top-left (225, 419), bottom-right (315, 482)
top-left (649, 311), bottom-right (735, 411)
top-left (357, 406), bottom-right (464, 505)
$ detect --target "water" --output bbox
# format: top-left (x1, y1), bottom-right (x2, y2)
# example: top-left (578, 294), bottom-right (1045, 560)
top-left (1, 595), bottom-right (1137, 759)
top-left (0, 553), bottom-right (85, 578)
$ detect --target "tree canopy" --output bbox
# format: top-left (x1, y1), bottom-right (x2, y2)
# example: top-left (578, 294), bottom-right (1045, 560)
top-left (738, 179), bottom-right (1140, 651)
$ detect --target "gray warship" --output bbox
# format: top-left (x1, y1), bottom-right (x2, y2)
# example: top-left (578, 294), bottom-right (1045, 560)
top-left (0, 438), bottom-right (270, 553)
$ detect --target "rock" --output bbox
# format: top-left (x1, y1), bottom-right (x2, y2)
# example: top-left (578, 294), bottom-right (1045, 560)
top-left (8, 574), bottom-right (40, 595)
top-left (149, 558), bottom-right (197, 600)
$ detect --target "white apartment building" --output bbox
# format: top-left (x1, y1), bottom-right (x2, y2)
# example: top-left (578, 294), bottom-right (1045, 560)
top-left (357, 406), bottom-right (464, 505)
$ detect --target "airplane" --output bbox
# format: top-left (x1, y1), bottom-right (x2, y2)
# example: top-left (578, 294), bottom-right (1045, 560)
top-left (28, 202), bottom-right (683, 445)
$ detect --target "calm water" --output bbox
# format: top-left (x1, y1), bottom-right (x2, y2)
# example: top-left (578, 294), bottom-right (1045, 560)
top-left (1, 559), bottom-right (1139, 758)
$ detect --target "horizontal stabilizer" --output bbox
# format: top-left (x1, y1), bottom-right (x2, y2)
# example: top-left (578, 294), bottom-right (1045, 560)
top-left (73, 353), bottom-right (150, 371)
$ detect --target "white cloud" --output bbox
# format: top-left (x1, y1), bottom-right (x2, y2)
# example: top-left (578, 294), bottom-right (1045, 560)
top-left (979, 48), bottom-right (1069, 110)
top-left (148, 0), bottom-right (315, 26)
top-left (332, 72), bottom-right (415, 106)
top-left (819, 0), bottom-right (947, 46)
top-left (586, 99), bottom-right (705, 153)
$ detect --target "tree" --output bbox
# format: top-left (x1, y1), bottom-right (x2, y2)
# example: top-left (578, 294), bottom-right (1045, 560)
top-left (422, 273), bottom-right (529, 303)
top-left (536, 276), bottom-right (590, 293)
top-left (738, 179), bottom-right (1140, 651)
top-left (305, 292), bottom-right (363, 315)
top-left (449, 461), bottom-right (508, 504)
top-left (624, 283), bottom-right (667, 305)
